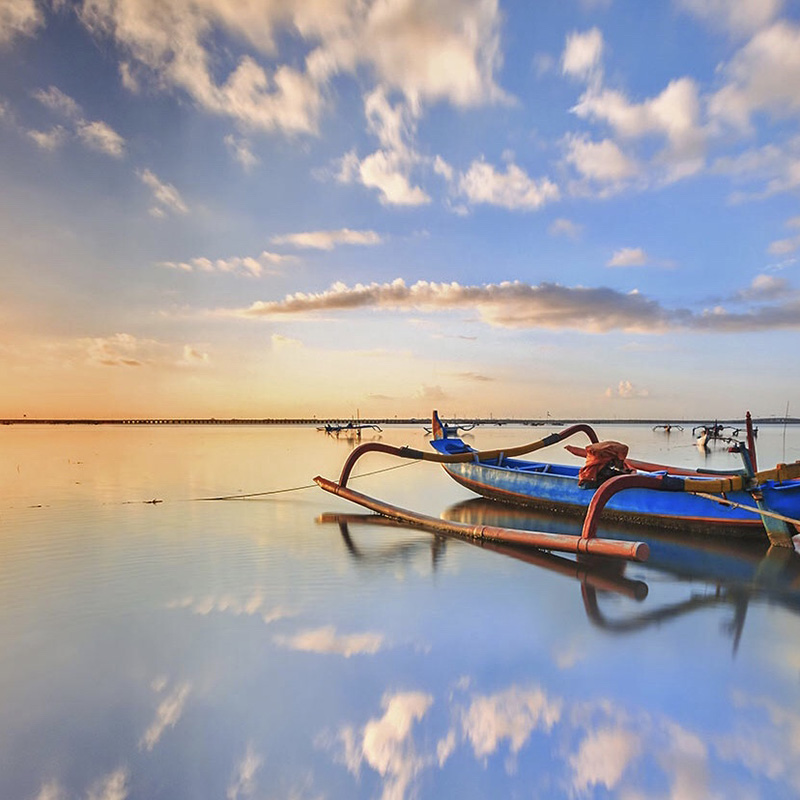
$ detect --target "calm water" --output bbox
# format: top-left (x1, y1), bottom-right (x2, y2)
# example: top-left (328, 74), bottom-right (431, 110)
top-left (2, 422), bottom-right (800, 799)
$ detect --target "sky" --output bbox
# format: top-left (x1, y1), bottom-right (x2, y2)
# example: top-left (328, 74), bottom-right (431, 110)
top-left (1, 0), bottom-right (799, 420)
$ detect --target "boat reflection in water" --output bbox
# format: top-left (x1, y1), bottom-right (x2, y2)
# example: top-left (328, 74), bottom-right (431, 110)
top-left (444, 499), bottom-right (800, 654)
top-left (322, 497), bottom-right (800, 656)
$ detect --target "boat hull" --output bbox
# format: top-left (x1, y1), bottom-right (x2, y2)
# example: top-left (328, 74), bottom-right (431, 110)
top-left (439, 459), bottom-right (800, 537)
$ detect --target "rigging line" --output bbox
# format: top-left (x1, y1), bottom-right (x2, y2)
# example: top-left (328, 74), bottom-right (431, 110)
top-left (691, 491), bottom-right (800, 528)
top-left (192, 460), bottom-right (419, 502)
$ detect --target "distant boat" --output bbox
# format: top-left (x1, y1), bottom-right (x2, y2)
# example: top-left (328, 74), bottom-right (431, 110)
top-left (317, 421), bottom-right (382, 436)
top-left (653, 423), bottom-right (684, 433)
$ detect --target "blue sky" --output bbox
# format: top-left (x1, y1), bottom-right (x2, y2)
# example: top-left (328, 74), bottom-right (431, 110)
top-left (1, 0), bottom-right (799, 419)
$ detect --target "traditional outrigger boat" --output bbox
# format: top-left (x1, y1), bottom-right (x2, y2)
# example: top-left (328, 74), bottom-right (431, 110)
top-left (314, 411), bottom-right (800, 563)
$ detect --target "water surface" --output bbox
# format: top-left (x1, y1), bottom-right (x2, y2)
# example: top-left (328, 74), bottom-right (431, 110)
top-left (2, 422), bottom-right (800, 799)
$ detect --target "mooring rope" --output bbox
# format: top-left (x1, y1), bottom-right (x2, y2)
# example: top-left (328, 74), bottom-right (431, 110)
top-left (192, 460), bottom-right (418, 502)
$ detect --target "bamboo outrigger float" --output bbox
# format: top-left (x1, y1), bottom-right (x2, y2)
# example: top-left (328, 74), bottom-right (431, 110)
top-left (314, 411), bottom-right (800, 562)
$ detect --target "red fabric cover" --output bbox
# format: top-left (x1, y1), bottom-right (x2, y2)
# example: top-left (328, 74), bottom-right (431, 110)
top-left (578, 441), bottom-right (631, 484)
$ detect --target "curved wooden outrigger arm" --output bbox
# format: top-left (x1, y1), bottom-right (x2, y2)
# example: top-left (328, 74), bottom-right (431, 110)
top-left (336, 423), bottom-right (600, 487)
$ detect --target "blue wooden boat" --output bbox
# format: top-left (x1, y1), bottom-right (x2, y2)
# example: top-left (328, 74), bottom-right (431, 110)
top-left (429, 411), bottom-right (800, 539)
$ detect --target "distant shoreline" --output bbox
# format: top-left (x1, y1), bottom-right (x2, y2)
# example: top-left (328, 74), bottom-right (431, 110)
top-left (2, 417), bottom-right (798, 426)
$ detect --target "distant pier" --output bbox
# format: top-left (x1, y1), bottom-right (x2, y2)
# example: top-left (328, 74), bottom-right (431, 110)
top-left (1, 417), bottom-right (797, 426)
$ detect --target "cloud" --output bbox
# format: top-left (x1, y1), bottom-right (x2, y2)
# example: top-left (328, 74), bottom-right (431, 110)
top-left (84, 333), bottom-right (147, 367)
top-left (709, 21), bottom-right (800, 130)
top-left (235, 278), bottom-right (672, 334)
top-left (82, 332), bottom-right (209, 369)
top-left (32, 85), bottom-right (126, 157)
top-left (461, 685), bottom-right (563, 759)
top-left (27, 125), bottom-right (68, 151)
top-left (179, 345), bottom-right (209, 366)
top-left (0, 0), bottom-right (43, 46)
top-left (607, 247), bottom-right (649, 267)
top-left (224, 134), bottom-right (259, 170)
top-left (139, 168), bottom-right (189, 215)
top-left (572, 77), bottom-right (707, 182)
top-left (86, 768), bottom-right (129, 800)
top-left (548, 218), bottom-right (583, 238)
top-left (271, 228), bottom-right (383, 250)
top-left (275, 625), bottom-right (385, 657)
top-left (271, 333), bottom-right (302, 350)
top-left (227, 743), bottom-right (262, 800)
top-left (675, 0), bottom-right (783, 36)
top-left (711, 136), bottom-right (800, 199)
top-left (32, 85), bottom-right (82, 118)
top-left (167, 592), bottom-right (293, 624)
top-left (563, 134), bottom-right (640, 187)
top-left (338, 691), bottom-right (433, 800)
top-left (32, 780), bottom-right (66, 800)
top-left (569, 727), bottom-right (640, 793)
top-left (562, 28), bottom-right (604, 81)
top-left (78, 0), bottom-right (507, 139)
top-left (161, 250), bottom-right (289, 277)
top-left (735, 273), bottom-right (789, 299)
top-left (457, 158), bottom-right (560, 210)
top-left (140, 681), bottom-right (191, 751)
top-left (77, 119), bottom-right (126, 157)
top-left (605, 379), bottom-right (650, 399)
top-left (229, 276), bottom-right (800, 334)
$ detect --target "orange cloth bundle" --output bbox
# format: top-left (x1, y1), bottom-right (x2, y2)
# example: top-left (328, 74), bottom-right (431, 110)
top-left (578, 441), bottom-right (633, 488)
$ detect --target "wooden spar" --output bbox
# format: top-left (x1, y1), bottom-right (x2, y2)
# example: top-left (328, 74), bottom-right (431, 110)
top-left (336, 423), bottom-right (600, 486)
top-left (314, 475), bottom-right (649, 562)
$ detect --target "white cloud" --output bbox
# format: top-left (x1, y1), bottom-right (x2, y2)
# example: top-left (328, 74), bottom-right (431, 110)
top-left (32, 85), bottom-right (126, 157)
top-left (275, 625), bottom-right (384, 657)
top-left (161, 250), bottom-right (289, 277)
top-left (32, 85), bottom-right (82, 118)
top-left (140, 681), bottom-right (191, 751)
top-left (605, 379), bottom-right (650, 398)
top-left (461, 685), bottom-right (562, 758)
top-left (272, 228), bottom-right (383, 250)
top-left (179, 344), bottom-right (209, 366)
top-left (0, 0), bottom-right (43, 45)
top-left (562, 28), bottom-right (604, 81)
top-left (563, 134), bottom-right (639, 186)
top-left (236, 278), bottom-right (673, 334)
top-left (458, 158), bottom-right (560, 210)
top-left (27, 125), bottom-right (67, 151)
top-left (339, 691), bottom-right (433, 800)
top-left (675, 0), bottom-right (783, 36)
top-left (709, 21), bottom-right (800, 129)
top-left (224, 134), bottom-right (259, 170)
top-left (32, 780), bottom-right (66, 800)
top-left (573, 77), bottom-right (707, 181)
top-left (737, 273), bottom-right (789, 298)
top-left (712, 137), bottom-right (800, 199)
top-left (86, 768), bottom-right (129, 800)
top-left (227, 743), bottom-right (262, 800)
top-left (569, 727), bottom-right (640, 793)
top-left (607, 247), bottom-right (648, 267)
top-left (548, 218), bottom-right (583, 239)
top-left (78, 0), bottom-right (507, 138)
top-left (77, 119), bottom-right (126, 157)
top-left (139, 168), bottom-right (189, 215)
